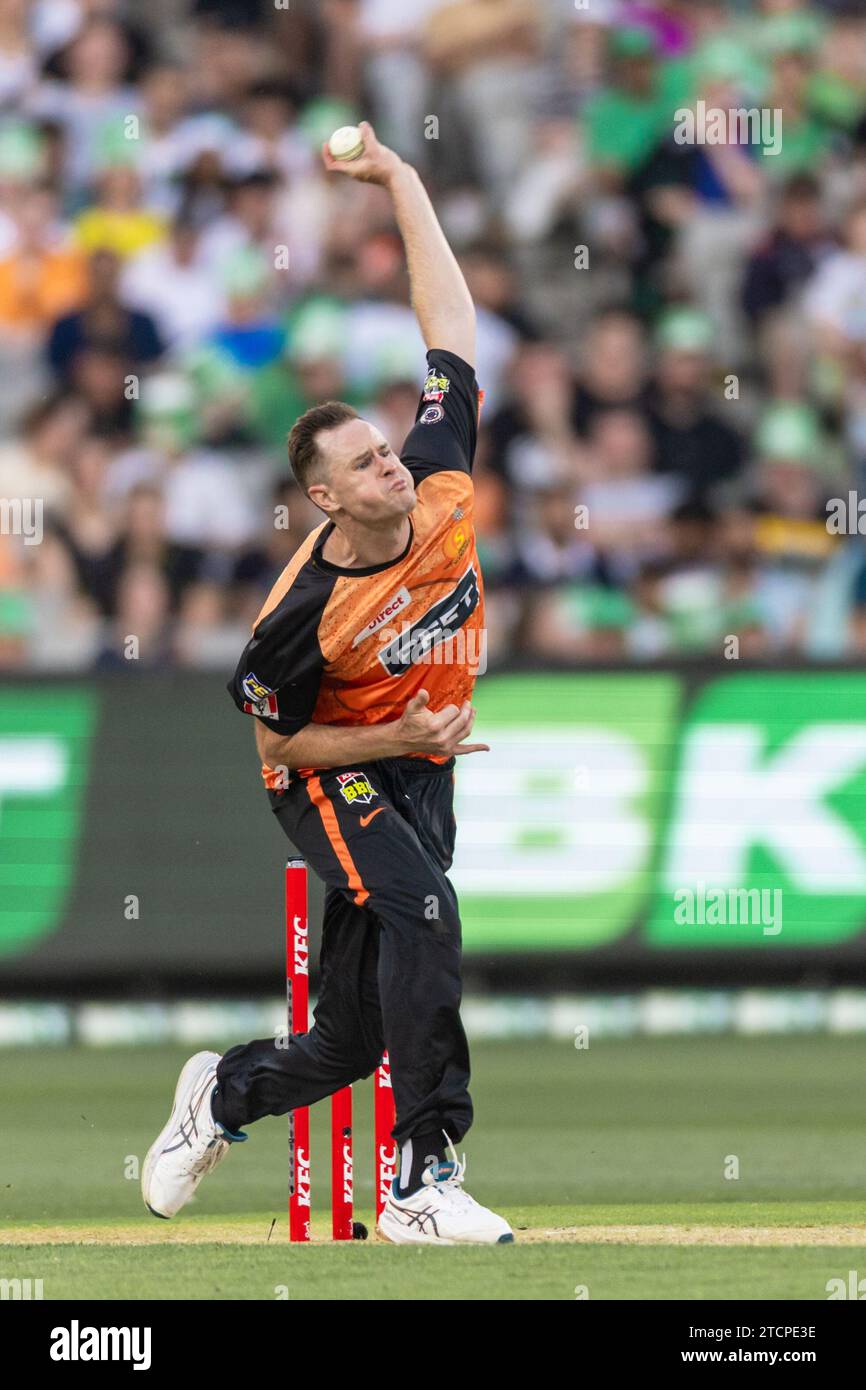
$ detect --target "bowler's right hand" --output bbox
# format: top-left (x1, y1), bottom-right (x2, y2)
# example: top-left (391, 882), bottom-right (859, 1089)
top-left (321, 121), bottom-right (404, 187)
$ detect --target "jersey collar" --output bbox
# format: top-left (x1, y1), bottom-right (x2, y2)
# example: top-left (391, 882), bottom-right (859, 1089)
top-left (313, 518), bottom-right (415, 577)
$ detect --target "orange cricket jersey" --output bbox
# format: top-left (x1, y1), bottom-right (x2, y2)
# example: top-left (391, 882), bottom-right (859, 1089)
top-left (227, 348), bottom-right (486, 786)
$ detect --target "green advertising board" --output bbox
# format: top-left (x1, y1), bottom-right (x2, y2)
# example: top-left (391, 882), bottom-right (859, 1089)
top-left (646, 673), bottom-right (866, 949)
top-left (0, 689), bottom-right (97, 956)
top-left (451, 674), bottom-right (680, 949)
top-left (456, 671), bottom-right (866, 954)
top-left (2, 670), bottom-right (866, 987)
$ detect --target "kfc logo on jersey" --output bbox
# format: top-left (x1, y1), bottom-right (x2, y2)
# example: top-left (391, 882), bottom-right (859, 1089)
top-left (351, 586), bottom-right (411, 648)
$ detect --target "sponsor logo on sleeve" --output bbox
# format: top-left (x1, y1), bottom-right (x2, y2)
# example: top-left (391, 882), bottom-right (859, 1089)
top-left (423, 369), bottom-right (450, 402)
top-left (241, 672), bottom-right (279, 718)
top-left (443, 519), bottom-right (470, 562)
top-left (420, 404), bottom-right (445, 424)
top-left (351, 586), bottom-right (412, 648)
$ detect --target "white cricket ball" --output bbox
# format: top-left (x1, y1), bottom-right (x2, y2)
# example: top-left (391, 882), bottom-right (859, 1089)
top-left (328, 125), bottom-right (365, 162)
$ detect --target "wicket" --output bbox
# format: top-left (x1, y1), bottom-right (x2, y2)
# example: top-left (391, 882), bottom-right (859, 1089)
top-left (285, 858), bottom-right (398, 1241)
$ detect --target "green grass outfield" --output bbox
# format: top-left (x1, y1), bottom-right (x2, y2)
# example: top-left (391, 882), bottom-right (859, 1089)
top-left (1, 1036), bottom-right (865, 1299)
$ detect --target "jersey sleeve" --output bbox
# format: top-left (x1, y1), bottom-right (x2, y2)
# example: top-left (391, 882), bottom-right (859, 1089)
top-left (400, 348), bottom-right (483, 482)
top-left (227, 580), bottom-right (326, 737)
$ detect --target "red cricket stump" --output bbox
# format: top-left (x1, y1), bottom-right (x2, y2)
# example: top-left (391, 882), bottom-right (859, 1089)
top-left (286, 857), bottom-right (391, 1241)
top-left (375, 1052), bottom-right (398, 1221)
top-left (285, 858), bottom-right (311, 1242)
top-left (331, 1086), bottom-right (354, 1240)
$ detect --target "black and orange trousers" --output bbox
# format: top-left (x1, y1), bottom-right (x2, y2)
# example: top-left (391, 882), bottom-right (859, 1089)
top-left (214, 755), bottom-right (473, 1146)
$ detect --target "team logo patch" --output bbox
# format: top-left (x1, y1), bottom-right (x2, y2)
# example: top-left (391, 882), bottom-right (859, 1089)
top-left (241, 672), bottom-right (279, 718)
top-left (420, 404), bottom-right (444, 424)
top-left (423, 370), bottom-right (450, 402)
top-left (336, 771), bottom-right (379, 806)
top-left (443, 519), bottom-right (470, 563)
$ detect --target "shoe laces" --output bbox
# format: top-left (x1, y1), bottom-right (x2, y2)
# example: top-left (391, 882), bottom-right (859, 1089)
top-left (178, 1131), bottom-right (227, 1178)
top-left (174, 1073), bottom-right (226, 1176)
top-left (186, 1134), bottom-right (228, 1176)
top-left (427, 1134), bottom-right (476, 1212)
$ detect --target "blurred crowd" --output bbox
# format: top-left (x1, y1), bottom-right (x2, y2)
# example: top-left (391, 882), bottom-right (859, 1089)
top-left (3, 0), bottom-right (866, 670)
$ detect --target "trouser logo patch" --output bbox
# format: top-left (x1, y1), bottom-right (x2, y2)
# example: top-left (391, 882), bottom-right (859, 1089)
top-left (336, 771), bottom-right (378, 806)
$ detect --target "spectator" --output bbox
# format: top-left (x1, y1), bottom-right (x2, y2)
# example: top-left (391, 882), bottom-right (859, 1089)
top-left (423, 0), bottom-right (546, 207)
top-left (120, 213), bottom-right (225, 349)
top-left (805, 197), bottom-right (866, 358)
top-left (744, 402), bottom-right (842, 648)
top-left (231, 474), bottom-right (324, 625)
top-left (56, 441), bottom-right (207, 620)
top-left (94, 559), bottom-right (173, 669)
top-left (0, 0), bottom-right (37, 113)
top-left (573, 309), bottom-right (648, 435)
top-left (135, 62), bottom-right (194, 216)
top-left (71, 344), bottom-right (138, 437)
top-left (646, 307), bottom-right (747, 498)
top-left (583, 25), bottom-right (693, 193)
top-left (197, 170), bottom-right (283, 288)
top-left (226, 78), bottom-right (313, 183)
top-left (208, 246), bottom-right (285, 372)
top-left (105, 372), bottom-right (258, 554)
top-left (173, 580), bottom-right (251, 669)
top-left (581, 408), bottom-right (682, 580)
top-left (46, 247), bottom-right (164, 382)
top-left (0, 389), bottom-right (89, 516)
top-left (27, 16), bottom-right (142, 197)
top-left (506, 479), bottom-right (598, 589)
top-left (73, 162), bottom-right (166, 260)
top-left (23, 523), bottom-right (102, 669)
top-left (486, 341), bottom-right (582, 499)
top-left (461, 240), bottom-right (539, 351)
top-left (367, 375), bottom-right (422, 451)
top-left (246, 296), bottom-right (367, 451)
top-left (742, 174), bottom-right (833, 326)
top-left (0, 180), bottom-right (87, 338)
top-left (0, 0), bottom-right (861, 671)
top-left (356, 0), bottom-right (438, 167)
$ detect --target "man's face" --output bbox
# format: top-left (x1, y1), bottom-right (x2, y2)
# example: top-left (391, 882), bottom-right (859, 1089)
top-left (782, 194), bottom-right (821, 242)
top-left (659, 348), bottom-right (707, 394)
top-left (88, 250), bottom-right (120, 297)
top-left (308, 417), bottom-right (416, 524)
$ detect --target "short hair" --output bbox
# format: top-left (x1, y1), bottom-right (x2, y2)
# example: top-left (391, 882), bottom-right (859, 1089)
top-left (287, 400), bottom-right (359, 492)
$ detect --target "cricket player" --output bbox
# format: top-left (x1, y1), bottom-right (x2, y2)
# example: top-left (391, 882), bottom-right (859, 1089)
top-left (143, 123), bottom-right (512, 1244)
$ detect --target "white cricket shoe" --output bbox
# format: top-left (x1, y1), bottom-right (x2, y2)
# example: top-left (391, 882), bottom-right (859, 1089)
top-left (142, 1050), bottom-right (247, 1219)
top-left (378, 1143), bottom-right (514, 1245)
